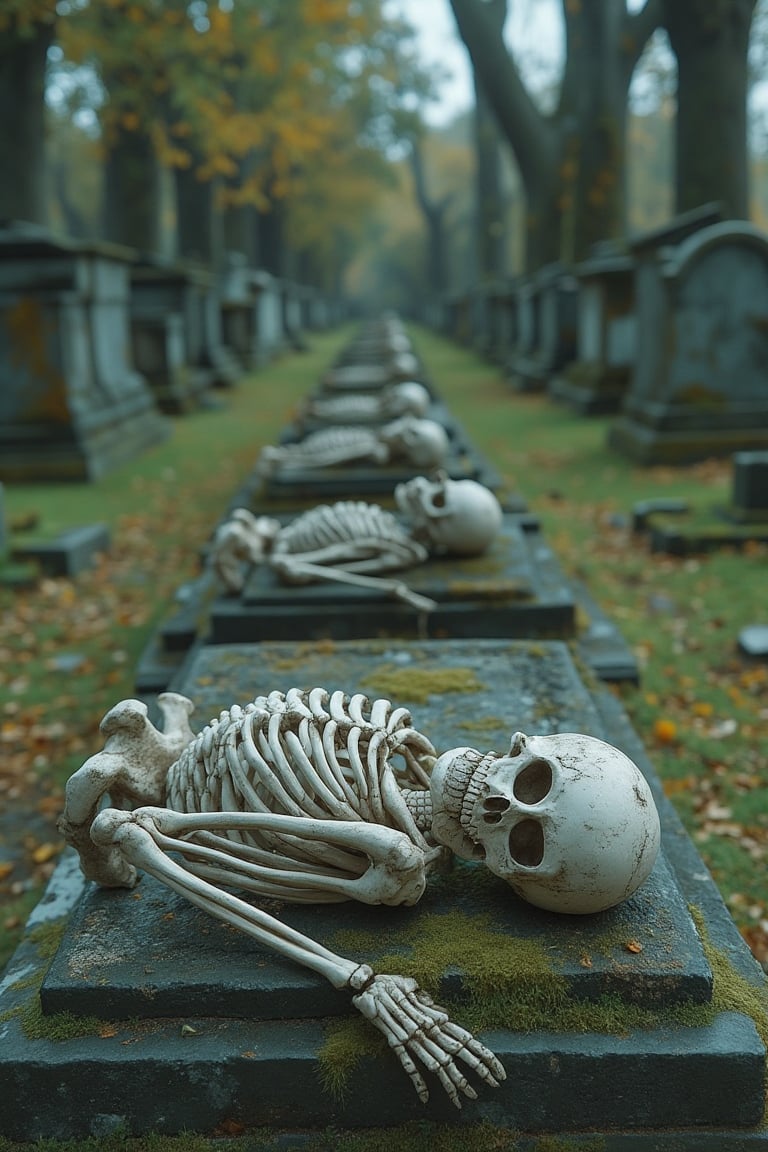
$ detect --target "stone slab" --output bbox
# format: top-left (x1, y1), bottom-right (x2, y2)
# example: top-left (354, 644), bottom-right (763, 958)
top-left (208, 519), bottom-right (575, 645)
top-left (2, 640), bottom-right (766, 1142)
top-left (260, 446), bottom-right (501, 501)
top-left (281, 399), bottom-right (456, 442)
top-left (10, 523), bottom-right (111, 576)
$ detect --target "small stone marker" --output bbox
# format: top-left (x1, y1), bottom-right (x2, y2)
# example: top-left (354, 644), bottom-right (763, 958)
top-left (730, 451), bottom-right (768, 521)
top-left (738, 624), bottom-right (768, 658)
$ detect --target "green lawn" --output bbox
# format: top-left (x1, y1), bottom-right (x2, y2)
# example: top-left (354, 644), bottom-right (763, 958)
top-left (1, 319), bottom-right (766, 980)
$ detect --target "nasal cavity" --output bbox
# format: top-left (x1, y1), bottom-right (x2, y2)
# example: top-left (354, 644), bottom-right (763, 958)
top-left (482, 795), bottom-right (510, 824)
top-left (508, 819), bottom-right (544, 867)
top-left (513, 758), bottom-right (552, 804)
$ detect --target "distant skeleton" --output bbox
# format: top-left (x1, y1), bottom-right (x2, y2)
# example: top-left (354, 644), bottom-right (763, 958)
top-left (209, 473), bottom-right (504, 609)
top-left (60, 687), bottom-right (659, 1108)
top-left (297, 381), bottom-right (431, 428)
top-left (257, 415), bottom-right (449, 478)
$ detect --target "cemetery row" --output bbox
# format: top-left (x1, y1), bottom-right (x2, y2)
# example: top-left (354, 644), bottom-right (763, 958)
top-left (0, 221), bottom-right (343, 484)
top-left (439, 203), bottom-right (768, 469)
top-left (1, 316), bottom-right (767, 1147)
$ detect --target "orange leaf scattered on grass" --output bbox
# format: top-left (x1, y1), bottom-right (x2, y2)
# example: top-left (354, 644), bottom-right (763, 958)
top-left (653, 718), bottom-right (678, 744)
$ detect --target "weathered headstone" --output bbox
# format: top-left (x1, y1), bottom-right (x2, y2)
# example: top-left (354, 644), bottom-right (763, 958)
top-left (1, 638), bottom-right (765, 1145)
top-left (609, 210), bottom-right (768, 464)
top-left (0, 223), bottom-right (168, 482)
top-left (130, 258), bottom-right (214, 413)
top-left (507, 263), bottom-right (578, 392)
top-left (549, 241), bottom-right (636, 414)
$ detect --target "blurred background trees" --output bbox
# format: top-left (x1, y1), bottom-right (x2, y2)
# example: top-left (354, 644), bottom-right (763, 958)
top-left (2, 0), bottom-right (768, 310)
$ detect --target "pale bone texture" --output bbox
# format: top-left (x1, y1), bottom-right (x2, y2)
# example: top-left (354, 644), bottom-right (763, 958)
top-left (301, 381), bottom-right (431, 426)
top-left (60, 688), bottom-right (661, 1107)
top-left (210, 476), bottom-right (503, 603)
top-left (209, 510), bottom-right (281, 594)
top-left (256, 415), bottom-right (449, 478)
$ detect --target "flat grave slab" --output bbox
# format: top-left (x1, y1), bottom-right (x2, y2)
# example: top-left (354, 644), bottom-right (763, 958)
top-left (259, 444), bottom-right (501, 501)
top-left (2, 639), bottom-right (766, 1144)
top-left (209, 517), bottom-right (575, 645)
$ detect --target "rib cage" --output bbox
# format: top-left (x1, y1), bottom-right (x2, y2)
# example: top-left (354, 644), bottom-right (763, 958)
top-left (271, 501), bottom-right (427, 570)
top-left (164, 688), bottom-right (435, 868)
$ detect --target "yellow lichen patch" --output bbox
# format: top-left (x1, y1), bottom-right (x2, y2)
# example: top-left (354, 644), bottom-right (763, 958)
top-left (360, 665), bottom-right (486, 705)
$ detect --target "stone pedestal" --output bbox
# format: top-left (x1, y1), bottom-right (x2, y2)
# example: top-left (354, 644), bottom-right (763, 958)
top-left (1, 639), bottom-right (765, 1145)
top-left (507, 264), bottom-right (578, 392)
top-left (0, 223), bottom-right (168, 482)
top-left (549, 243), bottom-right (636, 414)
top-left (253, 271), bottom-right (285, 363)
top-left (130, 259), bottom-right (241, 412)
top-left (209, 514), bottom-right (575, 645)
top-left (606, 207), bottom-right (768, 464)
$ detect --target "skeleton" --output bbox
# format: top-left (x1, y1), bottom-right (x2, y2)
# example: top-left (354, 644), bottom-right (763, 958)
top-left (60, 688), bottom-right (660, 1107)
top-left (210, 473), bottom-right (504, 607)
top-left (257, 415), bottom-right (449, 478)
top-left (298, 381), bottom-right (431, 427)
top-left (209, 509), bottom-right (280, 594)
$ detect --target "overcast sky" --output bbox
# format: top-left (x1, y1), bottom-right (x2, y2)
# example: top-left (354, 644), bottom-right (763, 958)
top-left (395, 0), bottom-right (564, 124)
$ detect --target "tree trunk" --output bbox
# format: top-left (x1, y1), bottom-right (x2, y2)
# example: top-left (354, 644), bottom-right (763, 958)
top-left (175, 161), bottom-right (222, 265)
top-left (257, 199), bottom-right (287, 278)
top-left (103, 124), bottom-right (162, 253)
top-left (663, 0), bottom-right (756, 218)
top-left (449, 0), bottom-right (663, 269)
top-left (0, 18), bottom-right (54, 225)
top-left (409, 139), bottom-right (451, 294)
top-left (473, 0), bottom-right (506, 280)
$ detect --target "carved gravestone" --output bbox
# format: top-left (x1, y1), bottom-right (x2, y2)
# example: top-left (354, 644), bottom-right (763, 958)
top-left (549, 241), bottom-right (636, 414)
top-left (507, 263), bottom-right (578, 392)
top-left (1, 639), bottom-right (765, 1145)
top-left (609, 211), bottom-right (768, 463)
top-left (0, 223), bottom-right (168, 482)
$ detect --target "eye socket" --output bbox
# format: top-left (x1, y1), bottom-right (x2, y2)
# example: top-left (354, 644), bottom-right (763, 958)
top-left (513, 759), bottom-right (552, 805)
top-left (432, 489), bottom-right (446, 507)
top-left (508, 819), bottom-right (544, 867)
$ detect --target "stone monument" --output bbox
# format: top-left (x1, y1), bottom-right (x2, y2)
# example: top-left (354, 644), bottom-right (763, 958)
top-left (608, 213), bottom-right (768, 463)
top-left (0, 222), bottom-right (168, 482)
top-left (549, 241), bottom-right (636, 414)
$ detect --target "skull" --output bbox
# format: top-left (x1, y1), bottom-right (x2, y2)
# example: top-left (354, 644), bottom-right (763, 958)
top-left (430, 731), bottom-right (660, 914)
top-left (395, 472), bottom-right (503, 556)
top-left (381, 381), bottom-right (431, 419)
top-left (390, 351), bottom-right (421, 380)
top-left (381, 416), bottom-right (449, 468)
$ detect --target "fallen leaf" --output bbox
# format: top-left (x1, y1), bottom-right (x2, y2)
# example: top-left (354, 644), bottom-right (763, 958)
top-left (625, 940), bottom-right (644, 954)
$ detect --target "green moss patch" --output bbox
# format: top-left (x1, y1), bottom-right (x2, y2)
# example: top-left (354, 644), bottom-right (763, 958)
top-left (360, 665), bottom-right (486, 705)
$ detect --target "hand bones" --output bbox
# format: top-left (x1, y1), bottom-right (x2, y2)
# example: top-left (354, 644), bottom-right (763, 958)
top-left (60, 685), bottom-right (660, 1106)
